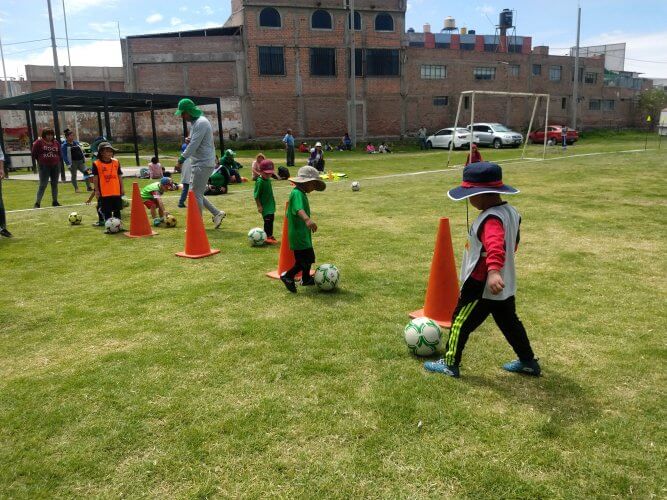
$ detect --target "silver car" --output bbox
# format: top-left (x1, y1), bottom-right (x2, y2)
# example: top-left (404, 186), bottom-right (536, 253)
top-left (468, 123), bottom-right (523, 149)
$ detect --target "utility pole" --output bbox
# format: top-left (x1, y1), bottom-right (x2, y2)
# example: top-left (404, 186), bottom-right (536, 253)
top-left (47, 0), bottom-right (64, 89)
top-left (0, 27), bottom-right (10, 97)
top-left (348, 0), bottom-right (357, 148)
top-left (62, 0), bottom-right (80, 140)
top-left (571, 4), bottom-right (581, 130)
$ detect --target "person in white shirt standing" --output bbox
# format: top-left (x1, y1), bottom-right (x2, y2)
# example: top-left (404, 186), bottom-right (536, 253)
top-left (175, 99), bottom-right (226, 228)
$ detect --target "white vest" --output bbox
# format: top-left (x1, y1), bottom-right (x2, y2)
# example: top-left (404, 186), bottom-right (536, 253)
top-left (460, 203), bottom-right (521, 301)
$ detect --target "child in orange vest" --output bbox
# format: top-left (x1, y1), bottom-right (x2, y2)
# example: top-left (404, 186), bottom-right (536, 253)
top-left (92, 142), bottom-right (125, 232)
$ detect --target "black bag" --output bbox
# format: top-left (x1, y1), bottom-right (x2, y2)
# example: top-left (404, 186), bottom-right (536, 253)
top-left (278, 166), bottom-right (290, 180)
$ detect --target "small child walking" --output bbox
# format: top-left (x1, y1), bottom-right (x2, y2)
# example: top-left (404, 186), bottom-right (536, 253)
top-left (424, 162), bottom-right (540, 378)
top-left (140, 177), bottom-right (172, 224)
top-left (92, 142), bottom-right (124, 232)
top-left (280, 166), bottom-right (326, 293)
top-left (254, 160), bottom-right (277, 245)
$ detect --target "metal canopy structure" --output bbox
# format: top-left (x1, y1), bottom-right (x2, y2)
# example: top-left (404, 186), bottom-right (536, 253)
top-left (0, 88), bottom-right (225, 177)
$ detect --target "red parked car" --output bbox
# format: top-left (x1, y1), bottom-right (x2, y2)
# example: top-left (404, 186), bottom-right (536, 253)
top-left (529, 125), bottom-right (579, 145)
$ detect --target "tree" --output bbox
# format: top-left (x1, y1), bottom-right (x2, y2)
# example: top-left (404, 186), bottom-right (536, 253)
top-left (637, 88), bottom-right (667, 129)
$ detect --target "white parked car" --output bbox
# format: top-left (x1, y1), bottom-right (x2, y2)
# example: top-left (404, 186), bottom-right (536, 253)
top-left (425, 128), bottom-right (475, 149)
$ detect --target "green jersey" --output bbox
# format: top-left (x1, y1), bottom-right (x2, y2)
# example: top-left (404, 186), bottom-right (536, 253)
top-left (253, 177), bottom-right (275, 217)
top-left (288, 187), bottom-right (312, 250)
top-left (209, 167), bottom-right (229, 188)
top-left (140, 181), bottom-right (161, 200)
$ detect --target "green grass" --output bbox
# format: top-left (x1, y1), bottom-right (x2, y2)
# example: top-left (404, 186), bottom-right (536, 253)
top-left (0, 135), bottom-right (665, 498)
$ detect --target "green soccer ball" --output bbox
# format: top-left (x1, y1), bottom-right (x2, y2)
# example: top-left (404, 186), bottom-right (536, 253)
top-left (68, 212), bottom-right (83, 225)
top-left (314, 263), bottom-right (340, 291)
top-left (403, 317), bottom-right (442, 357)
top-left (247, 227), bottom-right (267, 246)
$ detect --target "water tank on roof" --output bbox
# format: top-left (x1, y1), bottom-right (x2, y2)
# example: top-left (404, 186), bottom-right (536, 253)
top-left (468, 29), bottom-right (476, 34)
top-left (460, 27), bottom-right (467, 35)
top-left (423, 23), bottom-right (431, 33)
top-left (499, 9), bottom-right (513, 29)
top-left (407, 27), bottom-right (415, 33)
top-left (444, 17), bottom-right (456, 30)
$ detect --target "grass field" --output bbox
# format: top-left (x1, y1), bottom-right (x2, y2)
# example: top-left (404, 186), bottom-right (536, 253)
top-left (0, 135), bottom-right (665, 498)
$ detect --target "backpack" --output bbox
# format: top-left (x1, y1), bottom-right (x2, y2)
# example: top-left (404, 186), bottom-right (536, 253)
top-left (278, 166), bottom-right (290, 180)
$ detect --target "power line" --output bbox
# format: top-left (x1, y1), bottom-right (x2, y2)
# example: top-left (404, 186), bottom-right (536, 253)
top-left (3, 38), bottom-right (51, 46)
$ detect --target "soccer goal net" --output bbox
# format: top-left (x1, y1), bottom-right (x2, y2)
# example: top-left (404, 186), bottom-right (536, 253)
top-left (447, 90), bottom-right (551, 167)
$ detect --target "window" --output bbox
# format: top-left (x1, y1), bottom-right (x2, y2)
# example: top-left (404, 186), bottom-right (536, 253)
top-left (484, 44), bottom-right (498, 52)
top-left (433, 96), bottom-right (448, 106)
top-left (435, 42), bottom-right (450, 49)
top-left (421, 65), bottom-right (446, 79)
top-left (561, 97), bottom-right (567, 109)
top-left (532, 64), bottom-right (541, 76)
top-left (509, 64), bottom-right (520, 77)
top-left (375, 13), bottom-right (393, 31)
top-left (464, 96), bottom-right (470, 109)
top-left (258, 46), bottom-right (285, 76)
top-left (473, 67), bottom-right (496, 80)
top-left (549, 65), bottom-right (562, 81)
top-left (602, 99), bottom-right (615, 111)
top-left (585, 72), bottom-right (598, 84)
top-left (366, 49), bottom-right (399, 76)
top-left (259, 7), bottom-right (281, 28)
top-left (310, 48), bottom-right (336, 76)
top-left (348, 48), bottom-right (363, 76)
top-left (312, 9), bottom-right (332, 29)
top-left (508, 44), bottom-right (522, 53)
top-left (348, 11), bottom-right (361, 30)
top-left (589, 99), bottom-right (601, 110)
top-left (460, 43), bottom-right (475, 51)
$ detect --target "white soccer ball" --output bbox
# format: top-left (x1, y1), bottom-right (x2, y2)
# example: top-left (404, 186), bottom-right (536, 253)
top-left (247, 227), bottom-right (267, 246)
top-left (314, 263), bottom-right (340, 291)
top-left (105, 217), bottom-right (123, 233)
top-left (403, 317), bottom-right (443, 357)
top-left (351, 181), bottom-right (360, 191)
top-left (68, 212), bottom-right (83, 225)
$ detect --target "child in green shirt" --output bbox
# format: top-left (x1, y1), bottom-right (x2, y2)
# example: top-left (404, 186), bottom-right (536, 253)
top-left (280, 166), bottom-right (326, 293)
top-left (254, 159), bottom-right (277, 244)
top-left (140, 177), bottom-right (172, 224)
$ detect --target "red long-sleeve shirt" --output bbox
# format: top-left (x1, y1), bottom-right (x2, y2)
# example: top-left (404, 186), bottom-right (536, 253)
top-left (31, 138), bottom-right (61, 167)
top-left (471, 217), bottom-right (506, 281)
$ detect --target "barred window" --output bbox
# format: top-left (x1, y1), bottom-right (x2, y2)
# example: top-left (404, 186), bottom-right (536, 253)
top-left (484, 44), bottom-right (497, 52)
top-left (561, 97), bottom-right (567, 109)
top-left (509, 64), bottom-right (520, 77)
top-left (348, 11), bottom-right (361, 30)
top-left (532, 64), bottom-right (541, 76)
top-left (312, 9), bottom-right (332, 29)
top-left (508, 44), bottom-right (522, 53)
top-left (259, 8), bottom-right (281, 28)
top-left (585, 72), bottom-right (598, 84)
top-left (433, 96), bottom-right (448, 106)
top-left (348, 48), bottom-right (363, 76)
top-left (589, 99), bottom-right (601, 110)
top-left (602, 99), bottom-right (615, 111)
top-left (435, 42), bottom-right (450, 49)
top-left (473, 67), bottom-right (496, 80)
top-left (310, 48), bottom-right (336, 76)
top-left (421, 65), bottom-right (446, 79)
top-left (375, 13), bottom-right (394, 31)
top-left (366, 49), bottom-right (399, 76)
top-left (258, 46), bottom-right (285, 76)
top-left (460, 43), bottom-right (475, 51)
top-left (549, 65), bottom-right (562, 81)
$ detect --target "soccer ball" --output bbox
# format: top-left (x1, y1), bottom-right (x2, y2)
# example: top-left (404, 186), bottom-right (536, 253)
top-left (68, 212), bottom-right (82, 225)
top-left (121, 197), bottom-right (130, 208)
top-left (104, 217), bottom-right (122, 233)
top-left (247, 227), bottom-right (267, 246)
top-left (314, 263), bottom-right (340, 291)
top-left (351, 181), bottom-right (360, 192)
top-left (164, 214), bottom-right (177, 227)
top-left (403, 317), bottom-right (442, 357)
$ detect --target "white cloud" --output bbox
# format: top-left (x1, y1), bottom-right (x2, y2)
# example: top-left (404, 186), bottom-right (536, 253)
top-left (179, 6), bottom-right (188, 12)
top-left (146, 13), bottom-right (163, 24)
top-left (475, 4), bottom-right (494, 16)
top-left (89, 21), bottom-right (117, 33)
top-left (170, 17), bottom-right (182, 26)
top-left (63, 0), bottom-right (117, 14)
top-left (202, 5), bottom-right (214, 15)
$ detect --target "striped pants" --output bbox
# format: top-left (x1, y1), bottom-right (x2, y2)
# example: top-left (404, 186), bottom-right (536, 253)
top-left (444, 278), bottom-right (535, 367)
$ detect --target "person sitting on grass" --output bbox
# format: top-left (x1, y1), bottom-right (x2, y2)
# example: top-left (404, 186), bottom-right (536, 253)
top-left (147, 156), bottom-right (163, 179)
top-left (141, 177), bottom-right (172, 225)
top-left (308, 142), bottom-right (325, 172)
top-left (92, 142), bottom-right (125, 232)
top-left (343, 133), bottom-right (352, 150)
top-left (298, 142), bottom-right (310, 154)
top-left (465, 144), bottom-right (483, 166)
top-left (280, 166), bottom-right (326, 293)
top-left (220, 149), bottom-right (245, 184)
top-left (254, 159), bottom-right (278, 245)
top-left (378, 141), bottom-right (392, 154)
top-left (366, 142), bottom-right (377, 154)
top-left (205, 161), bottom-right (230, 195)
top-left (251, 153), bottom-right (279, 181)
top-left (424, 162), bottom-right (541, 379)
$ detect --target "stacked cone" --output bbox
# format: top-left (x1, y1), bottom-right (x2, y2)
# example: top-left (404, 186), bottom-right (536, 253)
top-left (266, 202), bottom-right (314, 280)
top-left (409, 217), bottom-right (460, 328)
top-left (125, 182), bottom-right (157, 238)
top-left (175, 191), bottom-right (220, 259)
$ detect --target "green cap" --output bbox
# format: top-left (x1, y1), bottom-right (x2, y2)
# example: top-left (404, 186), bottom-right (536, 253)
top-left (175, 98), bottom-right (203, 118)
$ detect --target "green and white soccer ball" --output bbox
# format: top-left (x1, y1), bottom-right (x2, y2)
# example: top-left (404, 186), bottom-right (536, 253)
top-left (247, 227), bottom-right (267, 246)
top-left (404, 317), bottom-right (442, 356)
top-left (351, 181), bottom-right (360, 192)
top-left (68, 212), bottom-right (83, 225)
top-left (314, 263), bottom-right (340, 291)
top-left (105, 217), bottom-right (123, 233)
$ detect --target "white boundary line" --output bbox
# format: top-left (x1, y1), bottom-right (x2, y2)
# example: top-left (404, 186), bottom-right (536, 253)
top-left (5, 147), bottom-right (655, 215)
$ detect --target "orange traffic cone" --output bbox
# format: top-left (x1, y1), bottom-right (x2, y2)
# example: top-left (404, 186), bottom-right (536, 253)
top-left (409, 217), bottom-right (460, 328)
top-left (266, 202), bottom-right (314, 280)
top-left (125, 182), bottom-right (157, 238)
top-left (175, 191), bottom-right (220, 259)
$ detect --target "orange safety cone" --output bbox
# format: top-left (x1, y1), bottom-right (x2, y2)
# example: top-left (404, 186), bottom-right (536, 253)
top-left (175, 191), bottom-right (220, 259)
top-left (409, 217), bottom-right (460, 328)
top-left (125, 182), bottom-right (157, 238)
top-left (266, 202), bottom-right (314, 280)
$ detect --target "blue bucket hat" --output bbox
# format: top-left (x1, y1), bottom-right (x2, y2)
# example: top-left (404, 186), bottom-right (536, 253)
top-left (447, 162), bottom-right (519, 201)
top-left (160, 177), bottom-right (173, 186)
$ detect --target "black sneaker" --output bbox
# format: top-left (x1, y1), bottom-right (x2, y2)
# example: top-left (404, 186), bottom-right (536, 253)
top-left (280, 273), bottom-right (297, 293)
top-left (301, 277), bottom-right (316, 286)
top-left (34, 203), bottom-right (40, 209)
top-left (0, 228), bottom-right (12, 238)
top-left (52, 201), bottom-right (61, 207)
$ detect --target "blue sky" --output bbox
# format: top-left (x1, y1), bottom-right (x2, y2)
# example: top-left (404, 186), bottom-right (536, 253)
top-left (1, 0), bottom-right (666, 79)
